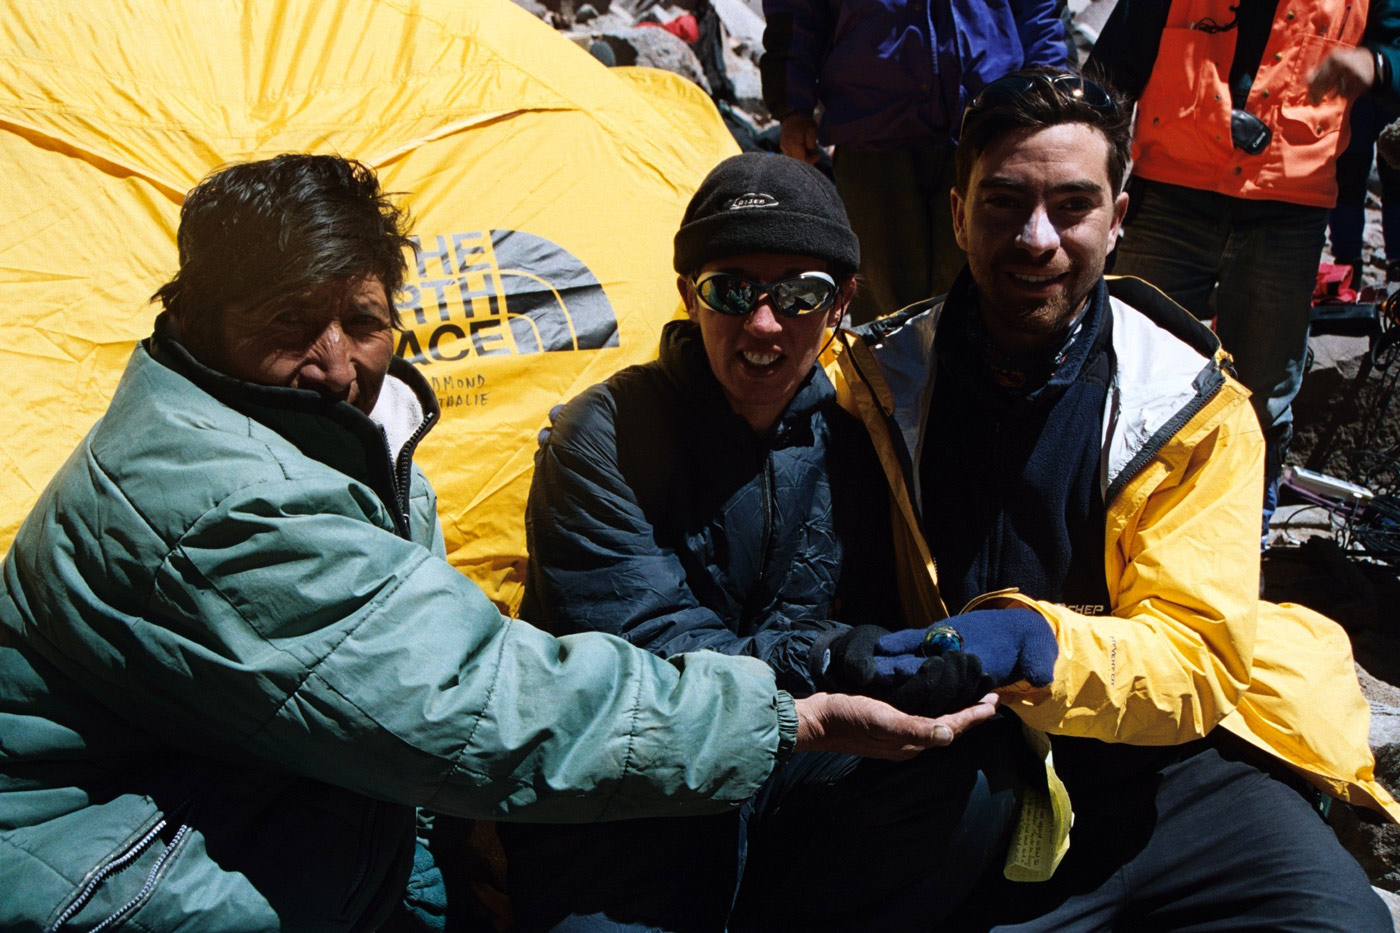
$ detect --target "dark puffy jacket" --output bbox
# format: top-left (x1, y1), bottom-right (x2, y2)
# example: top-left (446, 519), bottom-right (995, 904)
top-left (760, 0), bottom-right (1068, 149)
top-left (523, 320), bottom-right (901, 696)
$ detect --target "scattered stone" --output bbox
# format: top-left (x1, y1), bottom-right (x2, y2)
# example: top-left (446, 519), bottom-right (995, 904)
top-left (597, 27), bottom-right (711, 93)
top-left (588, 39), bottom-right (617, 66)
top-left (710, 0), bottom-right (765, 47)
top-left (576, 3), bottom-right (600, 23)
top-left (1379, 119), bottom-right (1400, 170)
top-left (513, 0), bottom-right (551, 19)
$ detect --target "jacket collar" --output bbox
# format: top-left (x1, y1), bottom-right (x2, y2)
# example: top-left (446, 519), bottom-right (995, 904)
top-left (656, 319), bottom-right (835, 442)
top-left (845, 273), bottom-right (1229, 507)
top-left (148, 313), bottom-right (441, 535)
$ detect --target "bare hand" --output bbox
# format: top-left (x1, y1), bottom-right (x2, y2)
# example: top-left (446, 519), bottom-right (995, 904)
top-left (1308, 46), bottom-right (1376, 103)
top-left (779, 113), bottom-right (821, 164)
top-left (793, 692), bottom-right (998, 760)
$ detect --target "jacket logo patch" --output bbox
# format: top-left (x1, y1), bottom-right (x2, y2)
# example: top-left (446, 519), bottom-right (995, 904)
top-left (395, 229), bottom-right (619, 367)
top-left (727, 192), bottom-right (779, 210)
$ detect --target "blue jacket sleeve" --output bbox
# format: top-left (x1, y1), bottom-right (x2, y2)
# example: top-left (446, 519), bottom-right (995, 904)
top-left (523, 398), bottom-right (835, 697)
top-left (1011, 0), bottom-right (1071, 70)
top-left (761, 0), bottom-right (831, 119)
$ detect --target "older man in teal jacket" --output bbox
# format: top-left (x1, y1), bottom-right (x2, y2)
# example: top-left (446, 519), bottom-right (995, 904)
top-left (0, 154), bottom-right (991, 931)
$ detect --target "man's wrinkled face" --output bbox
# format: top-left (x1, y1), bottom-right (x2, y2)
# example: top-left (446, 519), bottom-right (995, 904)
top-left (681, 252), bottom-right (847, 435)
top-left (951, 123), bottom-right (1128, 352)
top-left (209, 275), bottom-right (395, 415)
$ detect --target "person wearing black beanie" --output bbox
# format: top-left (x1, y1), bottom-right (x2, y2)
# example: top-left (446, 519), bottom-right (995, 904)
top-left (501, 150), bottom-right (1016, 932)
top-left (673, 151), bottom-right (860, 279)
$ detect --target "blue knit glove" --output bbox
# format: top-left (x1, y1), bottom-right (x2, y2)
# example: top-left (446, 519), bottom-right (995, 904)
top-left (874, 608), bottom-right (1058, 688)
top-left (811, 625), bottom-right (995, 717)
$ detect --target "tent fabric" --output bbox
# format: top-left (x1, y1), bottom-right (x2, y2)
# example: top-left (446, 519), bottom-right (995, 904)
top-left (0, 0), bottom-right (739, 612)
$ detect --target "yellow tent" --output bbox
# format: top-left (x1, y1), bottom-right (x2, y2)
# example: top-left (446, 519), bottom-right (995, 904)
top-left (0, 0), bottom-right (738, 611)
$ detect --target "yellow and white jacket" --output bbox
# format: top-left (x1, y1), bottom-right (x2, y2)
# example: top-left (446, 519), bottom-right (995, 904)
top-left (831, 275), bottom-right (1399, 822)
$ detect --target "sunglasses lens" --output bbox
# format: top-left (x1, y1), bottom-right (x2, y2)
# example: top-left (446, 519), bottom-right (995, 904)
top-left (697, 274), bottom-right (759, 316)
top-left (769, 276), bottom-right (837, 316)
top-left (695, 272), bottom-right (837, 317)
top-left (1054, 75), bottom-right (1113, 110)
top-left (962, 73), bottom-right (1116, 137)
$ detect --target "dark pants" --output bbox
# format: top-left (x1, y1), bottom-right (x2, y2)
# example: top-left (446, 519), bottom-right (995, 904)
top-left (834, 143), bottom-right (965, 325)
top-left (1112, 178), bottom-right (1329, 532)
top-left (946, 739), bottom-right (1389, 933)
top-left (499, 714), bottom-right (1022, 933)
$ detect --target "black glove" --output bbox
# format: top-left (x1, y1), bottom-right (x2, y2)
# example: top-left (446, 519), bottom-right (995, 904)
top-left (874, 650), bottom-right (995, 718)
top-left (811, 625), bottom-right (993, 717)
top-left (810, 624), bottom-right (889, 693)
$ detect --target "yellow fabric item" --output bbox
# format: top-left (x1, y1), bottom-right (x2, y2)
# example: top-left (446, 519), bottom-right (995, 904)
top-left (0, 0), bottom-right (737, 612)
top-left (830, 293), bottom-right (1400, 823)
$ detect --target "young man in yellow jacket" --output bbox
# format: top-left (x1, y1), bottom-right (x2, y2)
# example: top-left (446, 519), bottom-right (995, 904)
top-left (833, 68), bottom-right (1398, 930)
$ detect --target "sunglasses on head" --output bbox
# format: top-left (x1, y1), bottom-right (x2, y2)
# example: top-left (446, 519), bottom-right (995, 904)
top-left (960, 72), bottom-right (1117, 138)
top-left (691, 270), bottom-right (840, 318)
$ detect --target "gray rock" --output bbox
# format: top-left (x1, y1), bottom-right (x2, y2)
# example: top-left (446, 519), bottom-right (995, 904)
top-left (1327, 666), bottom-right (1400, 894)
top-left (711, 0), bottom-right (765, 47)
top-left (598, 27), bottom-right (710, 94)
top-left (1374, 886), bottom-right (1400, 931)
top-left (512, 0), bottom-right (552, 19)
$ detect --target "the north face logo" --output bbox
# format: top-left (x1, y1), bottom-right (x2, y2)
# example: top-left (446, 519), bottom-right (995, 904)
top-left (395, 229), bottom-right (619, 365)
top-left (727, 192), bottom-right (779, 210)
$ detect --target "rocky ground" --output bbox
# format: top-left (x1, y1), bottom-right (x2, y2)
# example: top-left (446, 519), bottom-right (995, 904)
top-left (517, 0), bottom-right (1400, 917)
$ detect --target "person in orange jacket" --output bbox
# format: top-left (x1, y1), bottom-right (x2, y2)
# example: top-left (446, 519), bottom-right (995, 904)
top-left (1087, 0), bottom-right (1400, 536)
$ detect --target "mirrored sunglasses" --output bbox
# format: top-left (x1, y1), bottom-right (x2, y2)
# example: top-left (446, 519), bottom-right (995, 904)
top-left (692, 270), bottom-right (839, 318)
top-left (960, 72), bottom-right (1116, 139)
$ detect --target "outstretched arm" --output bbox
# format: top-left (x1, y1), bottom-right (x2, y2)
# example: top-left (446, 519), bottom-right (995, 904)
top-left (796, 691), bottom-right (999, 760)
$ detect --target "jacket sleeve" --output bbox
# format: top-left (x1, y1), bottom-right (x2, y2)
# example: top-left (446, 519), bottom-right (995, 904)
top-left (760, 0), bottom-right (831, 119)
top-left (1365, 0), bottom-right (1400, 108)
top-left (989, 386), bottom-right (1262, 745)
top-left (118, 476), bottom-right (794, 824)
top-left (1084, 0), bottom-right (1171, 100)
top-left (1011, 0), bottom-right (1071, 70)
top-left (524, 398), bottom-right (837, 697)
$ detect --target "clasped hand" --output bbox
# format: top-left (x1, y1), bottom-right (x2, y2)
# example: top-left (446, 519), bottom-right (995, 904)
top-left (813, 608), bottom-right (1058, 718)
top-left (875, 608), bottom-right (1059, 689)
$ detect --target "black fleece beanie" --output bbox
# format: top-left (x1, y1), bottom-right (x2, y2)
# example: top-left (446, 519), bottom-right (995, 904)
top-left (673, 153), bottom-right (859, 278)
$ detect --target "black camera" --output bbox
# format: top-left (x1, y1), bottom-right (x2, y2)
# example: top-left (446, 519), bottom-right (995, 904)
top-left (1231, 108), bottom-right (1271, 155)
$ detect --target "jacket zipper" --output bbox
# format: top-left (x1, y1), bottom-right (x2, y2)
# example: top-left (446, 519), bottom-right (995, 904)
top-left (88, 824), bottom-right (191, 933)
top-left (48, 812), bottom-right (192, 933)
top-left (840, 333), bottom-right (938, 579)
top-left (757, 455), bottom-right (775, 581)
top-left (390, 411), bottom-right (437, 539)
top-left (1105, 375), bottom-right (1222, 505)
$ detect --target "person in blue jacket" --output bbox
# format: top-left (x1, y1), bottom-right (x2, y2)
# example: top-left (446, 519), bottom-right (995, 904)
top-left (503, 153), bottom-right (1031, 932)
top-left (760, 0), bottom-right (1068, 323)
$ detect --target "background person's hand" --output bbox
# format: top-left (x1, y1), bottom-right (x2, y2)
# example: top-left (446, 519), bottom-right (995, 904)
top-left (1308, 46), bottom-right (1377, 103)
top-left (779, 113), bottom-right (821, 164)
top-left (875, 609), bottom-right (1059, 688)
top-left (793, 691), bottom-right (998, 760)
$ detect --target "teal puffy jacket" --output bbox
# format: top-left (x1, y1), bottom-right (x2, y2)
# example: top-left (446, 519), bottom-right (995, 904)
top-left (0, 327), bottom-right (792, 931)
